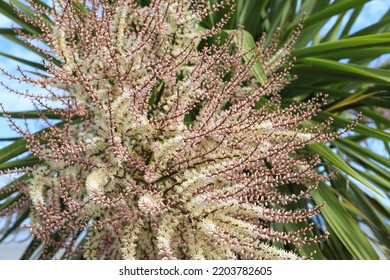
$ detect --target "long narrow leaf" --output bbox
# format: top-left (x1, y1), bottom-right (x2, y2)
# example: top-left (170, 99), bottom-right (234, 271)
top-left (0, 174), bottom-right (28, 200)
top-left (337, 139), bottom-right (390, 168)
top-left (311, 183), bottom-right (380, 260)
top-left (315, 112), bottom-right (390, 142)
top-left (0, 138), bottom-right (28, 165)
top-left (309, 142), bottom-right (381, 196)
top-left (0, 207), bottom-right (30, 243)
top-left (297, 0), bottom-right (370, 29)
top-left (0, 51), bottom-right (46, 70)
top-left (0, 110), bottom-right (62, 119)
top-left (294, 34), bottom-right (390, 59)
top-left (223, 29), bottom-right (267, 84)
top-left (0, 0), bottom-right (40, 34)
top-left (0, 154), bottom-right (40, 171)
top-left (295, 57), bottom-right (390, 84)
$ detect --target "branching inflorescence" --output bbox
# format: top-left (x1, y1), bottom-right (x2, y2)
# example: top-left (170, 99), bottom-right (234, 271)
top-left (0, 0), bottom-right (354, 259)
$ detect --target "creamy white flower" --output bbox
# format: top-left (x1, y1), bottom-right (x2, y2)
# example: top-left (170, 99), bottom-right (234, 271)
top-left (86, 170), bottom-right (108, 195)
top-left (202, 219), bottom-right (217, 235)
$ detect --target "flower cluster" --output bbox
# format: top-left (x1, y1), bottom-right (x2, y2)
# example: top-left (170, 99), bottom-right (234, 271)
top-left (0, 0), bottom-right (349, 259)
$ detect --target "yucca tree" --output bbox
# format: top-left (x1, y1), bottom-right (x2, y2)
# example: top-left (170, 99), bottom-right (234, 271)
top-left (0, 0), bottom-right (389, 259)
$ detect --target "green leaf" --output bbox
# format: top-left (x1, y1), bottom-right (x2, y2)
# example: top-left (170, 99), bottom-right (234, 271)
top-left (1, 34), bottom-right (58, 66)
top-left (0, 138), bottom-right (28, 165)
top-left (264, 0), bottom-right (294, 46)
top-left (321, 13), bottom-right (345, 42)
top-left (0, 207), bottom-right (30, 243)
top-left (337, 139), bottom-right (390, 168)
top-left (0, 193), bottom-right (25, 212)
top-left (340, 5), bottom-right (364, 38)
top-left (351, 10), bottom-right (390, 37)
top-left (0, 51), bottom-right (46, 70)
top-left (30, 0), bottom-right (52, 11)
top-left (361, 171), bottom-right (390, 192)
top-left (296, 0), bottom-right (370, 30)
top-left (20, 237), bottom-right (41, 260)
top-left (346, 187), bottom-right (390, 258)
top-left (237, 0), bottom-right (268, 36)
top-left (337, 144), bottom-right (390, 185)
top-left (8, 0), bottom-right (53, 27)
top-left (359, 108), bottom-right (390, 127)
top-left (0, 117), bottom-right (81, 165)
top-left (0, 154), bottom-right (40, 171)
top-left (294, 34), bottom-right (390, 59)
top-left (295, 57), bottom-right (390, 84)
top-left (283, 222), bottom-right (326, 260)
top-left (0, 174), bottom-right (28, 200)
top-left (223, 29), bottom-right (267, 84)
top-left (0, 0), bottom-right (41, 34)
top-left (0, 137), bottom-right (22, 141)
top-left (240, 30), bottom-right (268, 84)
top-left (312, 183), bottom-right (380, 260)
top-left (309, 142), bottom-right (381, 196)
top-left (0, 110), bottom-right (62, 119)
top-left (0, 28), bottom-right (26, 35)
top-left (315, 112), bottom-right (390, 142)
